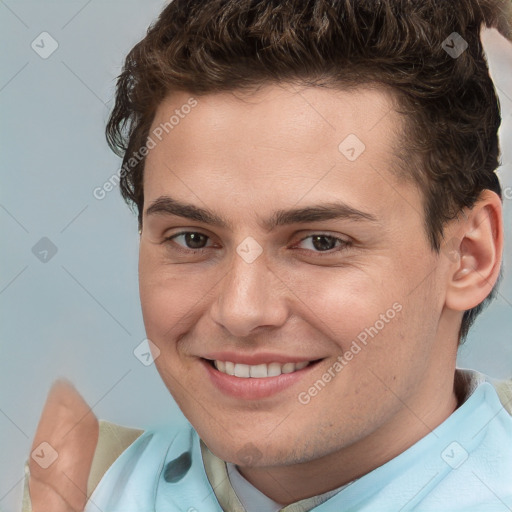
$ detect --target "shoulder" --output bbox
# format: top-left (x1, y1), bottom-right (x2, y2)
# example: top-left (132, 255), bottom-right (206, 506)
top-left (86, 420), bottom-right (145, 497)
top-left (88, 420), bottom-right (195, 496)
top-left (83, 422), bottom-right (209, 512)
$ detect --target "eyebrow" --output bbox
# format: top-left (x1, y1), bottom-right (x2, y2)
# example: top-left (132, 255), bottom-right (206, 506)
top-left (145, 195), bottom-right (378, 231)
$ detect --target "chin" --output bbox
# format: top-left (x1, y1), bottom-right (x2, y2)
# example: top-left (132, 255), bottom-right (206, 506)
top-left (196, 424), bottom-right (312, 467)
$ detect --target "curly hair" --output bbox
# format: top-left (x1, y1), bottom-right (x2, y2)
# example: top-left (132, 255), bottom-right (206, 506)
top-left (106, 0), bottom-right (510, 342)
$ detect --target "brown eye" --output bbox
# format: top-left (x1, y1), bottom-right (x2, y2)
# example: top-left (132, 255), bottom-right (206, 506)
top-left (181, 232), bottom-right (208, 249)
top-left (311, 235), bottom-right (338, 251)
top-left (296, 234), bottom-right (349, 253)
top-left (164, 232), bottom-right (212, 252)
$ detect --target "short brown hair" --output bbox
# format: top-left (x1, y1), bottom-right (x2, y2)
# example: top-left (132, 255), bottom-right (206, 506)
top-left (106, 0), bottom-right (508, 342)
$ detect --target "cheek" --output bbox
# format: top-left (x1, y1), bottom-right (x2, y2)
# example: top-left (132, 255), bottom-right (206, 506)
top-left (138, 245), bottom-right (216, 338)
top-left (277, 262), bottom-right (400, 348)
top-left (286, 264), bottom-right (433, 391)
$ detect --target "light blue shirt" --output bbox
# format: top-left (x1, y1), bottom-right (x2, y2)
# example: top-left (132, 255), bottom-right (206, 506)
top-left (84, 375), bottom-right (512, 511)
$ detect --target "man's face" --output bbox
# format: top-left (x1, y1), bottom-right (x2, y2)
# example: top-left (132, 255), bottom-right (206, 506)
top-left (139, 84), bottom-right (455, 467)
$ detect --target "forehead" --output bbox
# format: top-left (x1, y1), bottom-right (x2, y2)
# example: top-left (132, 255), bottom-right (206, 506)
top-left (148, 83), bottom-right (402, 156)
top-left (143, 83), bottom-right (414, 225)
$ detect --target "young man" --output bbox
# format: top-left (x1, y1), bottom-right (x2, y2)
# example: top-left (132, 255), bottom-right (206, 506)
top-left (25, 0), bottom-right (512, 511)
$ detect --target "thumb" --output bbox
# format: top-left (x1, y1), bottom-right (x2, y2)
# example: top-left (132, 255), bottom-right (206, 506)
top-left (29, 379), bottom-right (99, 512)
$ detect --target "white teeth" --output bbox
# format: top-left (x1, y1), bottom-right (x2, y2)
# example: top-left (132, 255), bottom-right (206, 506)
top-left (267, 362), bottom-right (282, 377)
top-left (250, 364), bottom-right (268, 378)
top-left (225, 361), bottom-right (235, 375)
top-left (281, 363), bottom-right (295, 374)
top-left (212, 360), bottom-right (310, 378)
top-left (234, 363), bottom-right (250, 378)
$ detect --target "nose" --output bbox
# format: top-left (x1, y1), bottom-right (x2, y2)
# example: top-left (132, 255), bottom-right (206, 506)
top-left (209, 250), bottom-right (289, 337)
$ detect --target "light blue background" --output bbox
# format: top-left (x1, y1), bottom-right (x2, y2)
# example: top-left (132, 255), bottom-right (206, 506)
top-left (0, 2), bottom-right (511, 511)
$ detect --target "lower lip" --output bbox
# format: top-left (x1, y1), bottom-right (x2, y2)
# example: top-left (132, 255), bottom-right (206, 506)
top-left (201, 359), bottom-right (321, 400)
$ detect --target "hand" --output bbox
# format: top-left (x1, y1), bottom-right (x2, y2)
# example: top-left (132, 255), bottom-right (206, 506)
top-left (28, 380), bottom-right (99, 512)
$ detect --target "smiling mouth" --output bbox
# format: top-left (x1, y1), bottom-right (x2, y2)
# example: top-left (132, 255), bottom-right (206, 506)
top-left (204, 359), bottom-right (324, 378)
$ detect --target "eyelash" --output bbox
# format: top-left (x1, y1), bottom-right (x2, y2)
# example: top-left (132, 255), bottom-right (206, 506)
top-left (162, 231), bottom-right (351, 257)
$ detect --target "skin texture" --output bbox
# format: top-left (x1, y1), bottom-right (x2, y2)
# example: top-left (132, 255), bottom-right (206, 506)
top-left (139, 84), bottom-right (503, 504)
top-left (29, 83), bottom-right (503, 509)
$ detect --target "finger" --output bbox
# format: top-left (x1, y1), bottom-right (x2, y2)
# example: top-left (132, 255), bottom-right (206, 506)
top-left (29, 475), bottom-right (77, 512)
top-left (29, 379), bottom-right (99, 512)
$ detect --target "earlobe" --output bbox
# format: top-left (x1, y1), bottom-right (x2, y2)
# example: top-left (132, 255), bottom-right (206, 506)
top-left (445, 190), bottom-right (503, 312)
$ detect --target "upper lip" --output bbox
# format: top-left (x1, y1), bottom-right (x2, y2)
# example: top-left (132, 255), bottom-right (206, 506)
top-left (201, 352), bottom-right (325, 365)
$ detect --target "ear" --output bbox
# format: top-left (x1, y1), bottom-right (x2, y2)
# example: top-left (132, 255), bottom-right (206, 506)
top-left (444, 189), bottom-right (503, 312)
